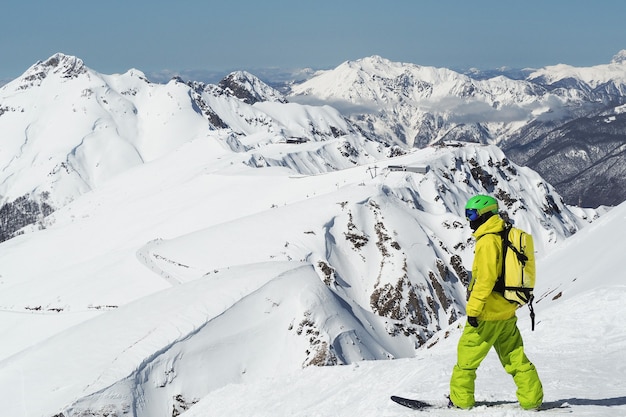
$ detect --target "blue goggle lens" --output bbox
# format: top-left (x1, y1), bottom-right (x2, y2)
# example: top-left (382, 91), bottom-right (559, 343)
top-left (465, 209), bottom-right (480, 221)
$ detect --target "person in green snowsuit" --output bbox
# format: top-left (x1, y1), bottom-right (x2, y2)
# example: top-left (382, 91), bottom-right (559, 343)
top-left (449, 195), bottom-right (543, 410)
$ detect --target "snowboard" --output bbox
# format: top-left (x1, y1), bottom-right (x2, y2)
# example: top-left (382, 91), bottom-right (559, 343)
top-left (390, 395), bottom-right (572, 412)
top-left (390, 396), bottom-right (433, 410)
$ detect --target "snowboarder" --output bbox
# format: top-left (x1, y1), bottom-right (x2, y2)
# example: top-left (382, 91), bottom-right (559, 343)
top-left (449, 195), bottom-right (543, 410)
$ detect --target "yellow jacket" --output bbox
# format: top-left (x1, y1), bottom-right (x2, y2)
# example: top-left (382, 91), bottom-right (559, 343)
top-left (465, 215), bottom-right (518, 321)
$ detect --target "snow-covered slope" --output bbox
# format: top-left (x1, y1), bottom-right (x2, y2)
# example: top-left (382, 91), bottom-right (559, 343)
top-left (0, 137), bottom-right (597, 416)
top-left (0, 172), bottom-right (619, 417)
top-left (0, 54), bottom-right (209, 203)
top-left (181, 201), bottom-right (626, 417)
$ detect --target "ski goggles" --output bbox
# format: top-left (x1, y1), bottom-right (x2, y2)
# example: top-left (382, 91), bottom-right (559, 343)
top-left (465, 208), bottom-right (480, 221)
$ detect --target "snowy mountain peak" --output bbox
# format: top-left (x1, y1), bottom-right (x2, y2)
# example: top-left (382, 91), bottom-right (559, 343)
top-left (119, 67), bottom-right (151, 83)
top-left (290, 55), bottom-right (542, 149)
top-left (308, 55), bottom-right (467, 94)
top-left (611, 49), bottom-right (626, 64)
top-left (15, 52), bottom-right (87, 89)
top-left (345, 55), bottom-right (410, 72)
top-left (217, 70), bottom-right (287, 104)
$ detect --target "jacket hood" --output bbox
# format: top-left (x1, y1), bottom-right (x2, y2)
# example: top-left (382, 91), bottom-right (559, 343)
top-left (473, 214), bottom-right (505, 239)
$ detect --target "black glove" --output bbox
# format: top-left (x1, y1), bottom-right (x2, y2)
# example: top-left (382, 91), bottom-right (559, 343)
top-left (467, 316), bottom-right (479, 328)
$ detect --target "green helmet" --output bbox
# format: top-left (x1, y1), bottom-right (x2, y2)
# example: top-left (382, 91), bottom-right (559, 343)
top-left (465, 195), bottom-right (499, 221)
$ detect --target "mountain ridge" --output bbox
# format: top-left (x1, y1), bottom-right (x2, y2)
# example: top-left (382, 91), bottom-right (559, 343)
top-left (289, 52), bottom-right (626, 207)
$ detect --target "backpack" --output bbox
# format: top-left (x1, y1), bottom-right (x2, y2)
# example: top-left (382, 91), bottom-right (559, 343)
top-left (494, 223), bottom-right (536, 330)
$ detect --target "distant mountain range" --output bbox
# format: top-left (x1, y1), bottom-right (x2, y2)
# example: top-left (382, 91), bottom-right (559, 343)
top-left (289, 52), bottom-right (626, 208)
top-left (3, 52), bottom-right (625, 209)
top-left (1, 51), bottom-right (624, 243)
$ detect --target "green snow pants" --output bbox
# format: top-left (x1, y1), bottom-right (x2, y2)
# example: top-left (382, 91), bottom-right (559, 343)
top-left (449, 316), bottom-right (543, 410)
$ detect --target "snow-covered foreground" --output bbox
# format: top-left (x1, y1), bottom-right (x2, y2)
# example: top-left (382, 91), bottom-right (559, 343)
top-left (0, 142), bottom-right (615, 417)
top-left (182, 202), bottom-right (626, 417)
top-left (0, 144), bottom-right (615, 417)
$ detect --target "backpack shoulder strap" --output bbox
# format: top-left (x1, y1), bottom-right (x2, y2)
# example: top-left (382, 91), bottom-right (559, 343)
top-left (506, 227), bottom-right (529, 264)
top-left (493, 223), bottom-right (512, 294)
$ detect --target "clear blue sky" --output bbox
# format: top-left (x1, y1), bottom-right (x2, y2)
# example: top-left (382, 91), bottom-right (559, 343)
top-left (2, 0), bottom-right (625, 81)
